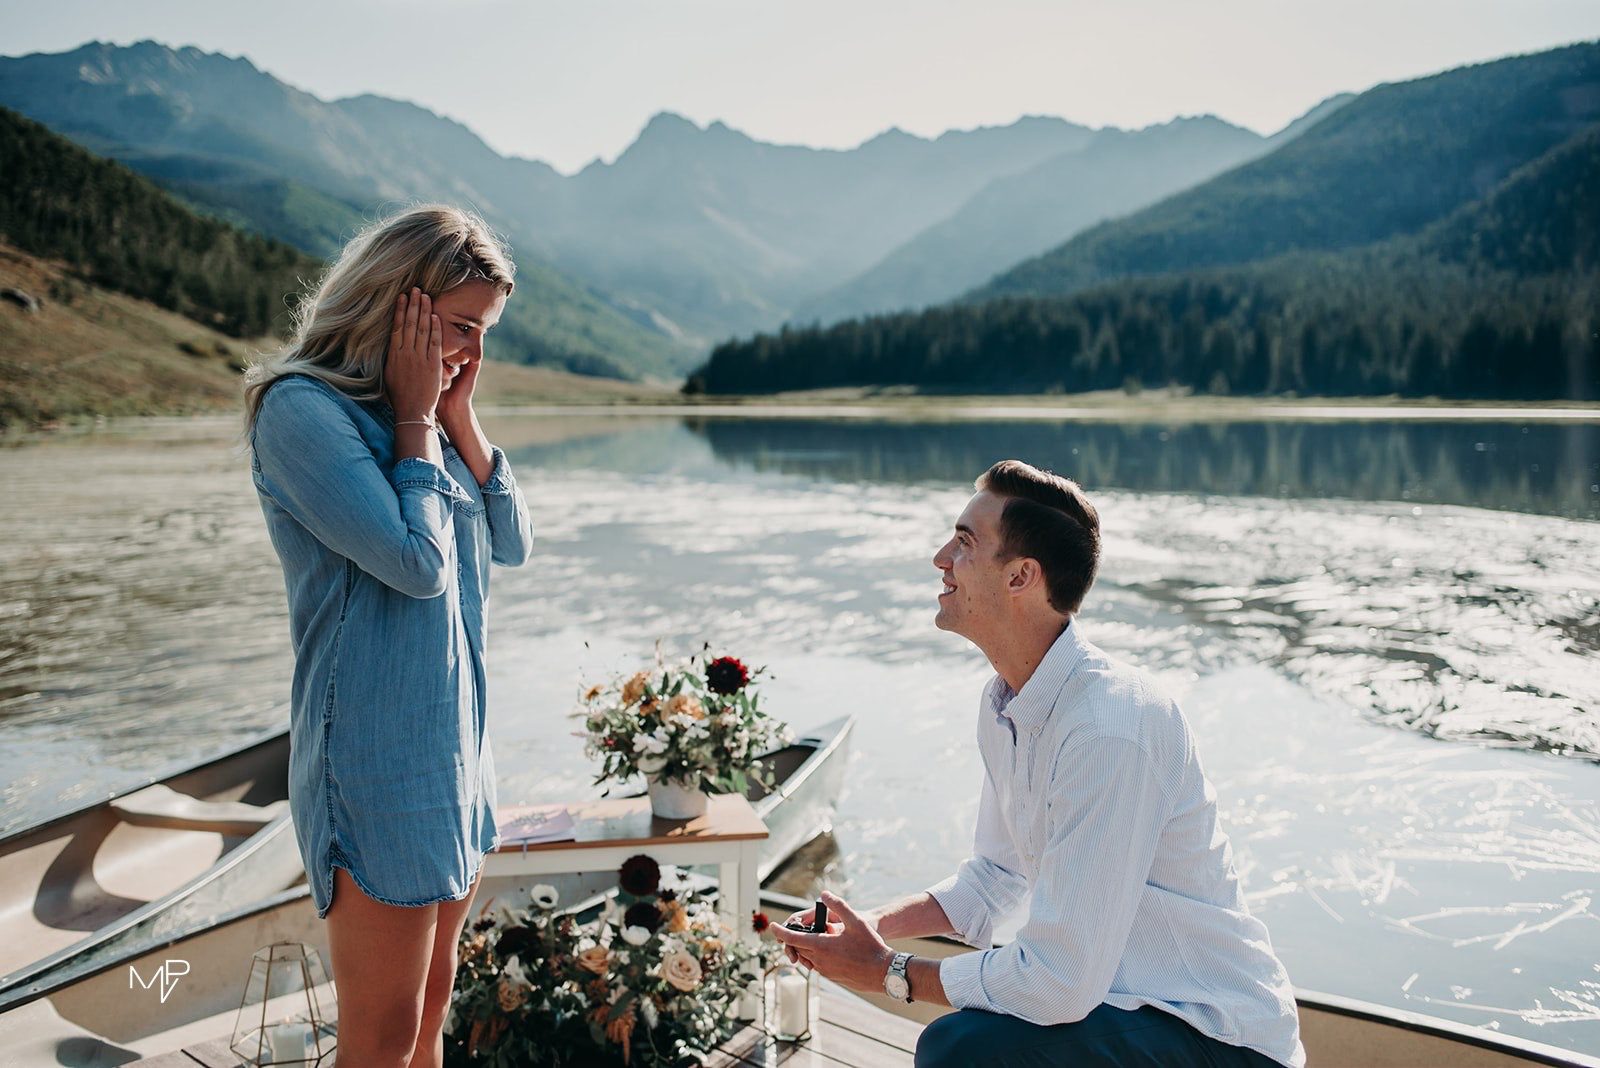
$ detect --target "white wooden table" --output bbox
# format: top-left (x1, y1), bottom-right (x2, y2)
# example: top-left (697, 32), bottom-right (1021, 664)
top-left (484, 794), bottom-right (769, 945)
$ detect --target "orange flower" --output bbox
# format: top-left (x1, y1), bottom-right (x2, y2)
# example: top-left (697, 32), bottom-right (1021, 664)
top-left (666, 693), bottom-right (706, 719)
top-left (577, 945), bottom-right (611, 976)
top-left (607, 1004), bottom-right (637, 1063)
top-left (621, 672), bottom-right (650, 706)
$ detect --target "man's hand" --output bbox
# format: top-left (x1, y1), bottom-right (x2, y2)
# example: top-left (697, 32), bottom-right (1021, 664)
top-left (770, 891), bottom-right (894, 994)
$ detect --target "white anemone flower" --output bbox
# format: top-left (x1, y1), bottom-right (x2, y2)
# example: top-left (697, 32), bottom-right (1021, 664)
top-left (621, 924), bottom-right (652, 946)
top-left (503, 954), bottom-right (532, 988)
top-left (528, 883), bottom-right (559, 909)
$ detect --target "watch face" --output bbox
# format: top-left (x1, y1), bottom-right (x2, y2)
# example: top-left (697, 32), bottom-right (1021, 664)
top-left (885, 973), bottom-right (909, 1000)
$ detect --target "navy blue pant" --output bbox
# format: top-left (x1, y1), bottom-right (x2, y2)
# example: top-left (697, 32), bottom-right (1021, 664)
top-left (915, 1005), bottom-right (1282, 1068)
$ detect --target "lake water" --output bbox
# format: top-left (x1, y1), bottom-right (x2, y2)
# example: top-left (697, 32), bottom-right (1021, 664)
top-left (2, 410), bottom-right (1598, 1055)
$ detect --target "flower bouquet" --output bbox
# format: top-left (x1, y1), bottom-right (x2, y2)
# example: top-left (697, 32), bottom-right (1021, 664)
top-left (577, 649), bottom-right (791, 819)
top-left (445, 855), bottom-right (780, 1067)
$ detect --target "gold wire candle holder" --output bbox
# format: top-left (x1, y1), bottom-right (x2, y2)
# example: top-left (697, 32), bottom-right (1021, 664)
top-left (763, 958), bottom-right (816, 1043)
top-left (229, 941), bottom-right (336, 1066)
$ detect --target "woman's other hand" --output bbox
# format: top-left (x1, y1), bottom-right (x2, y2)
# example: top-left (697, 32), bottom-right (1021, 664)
top-left (435, 350), bottom-right (481, 432)
top-left (387, 287), bottom-right (443, 421)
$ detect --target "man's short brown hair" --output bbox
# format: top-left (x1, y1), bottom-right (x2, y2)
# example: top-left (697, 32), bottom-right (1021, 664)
top-left (976, 459), bottom-right (1101, 614)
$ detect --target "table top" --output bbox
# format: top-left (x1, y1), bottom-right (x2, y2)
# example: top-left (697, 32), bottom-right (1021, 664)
top-left (492, 794), bottom-right (768, 853)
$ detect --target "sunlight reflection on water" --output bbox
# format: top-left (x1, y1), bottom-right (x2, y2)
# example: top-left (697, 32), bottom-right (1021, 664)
top-left (1, 412), bottom-right (1597, 1053)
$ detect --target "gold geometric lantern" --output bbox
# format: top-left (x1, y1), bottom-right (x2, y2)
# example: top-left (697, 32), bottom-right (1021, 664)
top-left (229, 941), bottom-right (337, 1066)
top-left (763, 958), bottom-right (817, 1043)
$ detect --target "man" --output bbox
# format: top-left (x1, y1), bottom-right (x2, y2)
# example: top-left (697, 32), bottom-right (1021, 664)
top-left (772, 460), bottom-right (1305, 1067)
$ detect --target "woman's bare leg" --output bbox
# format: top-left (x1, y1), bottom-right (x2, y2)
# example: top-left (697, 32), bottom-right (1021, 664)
top-left (325, 866), bottom-right (438, 1067)
top-left (408, 865), bottom-right (487, 1068)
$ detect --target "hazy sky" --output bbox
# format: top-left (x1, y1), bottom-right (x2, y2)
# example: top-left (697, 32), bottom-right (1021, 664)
top-left (5, 0), bottom-right (1599, 174)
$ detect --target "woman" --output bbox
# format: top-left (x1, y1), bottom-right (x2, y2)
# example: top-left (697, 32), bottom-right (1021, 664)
top-left (244, 204), bottom-right (534, 1067)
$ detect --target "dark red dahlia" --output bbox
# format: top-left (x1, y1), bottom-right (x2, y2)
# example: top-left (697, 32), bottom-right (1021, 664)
top-left (750, 910), bottom-right (770, 933)
top-left (707, 656), bottom-right (751, 695)
top-left (624, 900), bottom-right (663, 932)
top-left (619, 853), bottom-right (661, 896)
top-left (496, 925), bottom-right (536, 960)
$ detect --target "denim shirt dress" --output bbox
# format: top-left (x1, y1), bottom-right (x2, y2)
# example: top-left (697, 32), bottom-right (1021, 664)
top-left (249, 373), bottom-right (534, 919)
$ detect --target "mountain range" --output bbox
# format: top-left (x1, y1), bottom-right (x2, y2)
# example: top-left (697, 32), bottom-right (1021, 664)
top-left (0, 39), bottom-right (1342, 375)
top-left (691, 42), bottom-right (1600, 399)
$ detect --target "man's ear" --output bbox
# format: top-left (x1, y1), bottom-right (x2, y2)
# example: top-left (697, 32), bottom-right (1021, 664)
top-left (1009, 558), bottom-right (1043, 595)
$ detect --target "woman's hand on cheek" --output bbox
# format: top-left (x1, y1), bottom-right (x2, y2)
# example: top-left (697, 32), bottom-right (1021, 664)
top-left (436, 353), bottom-right (482, 429)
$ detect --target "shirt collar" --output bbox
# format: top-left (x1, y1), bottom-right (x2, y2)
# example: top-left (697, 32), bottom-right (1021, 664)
top-left (985, 618), bottom-right (1090, 737)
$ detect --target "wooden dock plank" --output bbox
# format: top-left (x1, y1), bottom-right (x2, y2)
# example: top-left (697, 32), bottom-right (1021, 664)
top-left (179, 1036), bottom-right (246, 1067)
top-left (816, 979), bottom-right (923, 1054)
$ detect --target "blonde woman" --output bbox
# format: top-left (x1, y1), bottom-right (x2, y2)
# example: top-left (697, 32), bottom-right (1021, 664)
top-left (244, 204), bottom-right (534, 1066)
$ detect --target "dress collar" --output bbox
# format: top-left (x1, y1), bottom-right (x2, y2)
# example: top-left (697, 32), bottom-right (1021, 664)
top-left (985, 618), bottom-right (1090, 737)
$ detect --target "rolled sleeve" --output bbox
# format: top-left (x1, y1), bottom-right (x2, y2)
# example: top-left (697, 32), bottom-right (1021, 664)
top-left (479, 445), bottom-right (535, 567)
top-left (940, 734), bottom-right (1172, 1025)
top-left (252, 377), bottom-right (465, 599)
top-left (392, 456), bottom-right (471, 501)
top-left (926, 762), bottom-right (1029, 949)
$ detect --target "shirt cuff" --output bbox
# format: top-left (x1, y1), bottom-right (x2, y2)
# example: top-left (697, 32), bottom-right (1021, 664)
top-left (391, 457), bottom-right (472, 504)
top-left (478, 445), bottom-right (518, 497)
top-left (938, 949), bottom-right (994, 1012)
top-left (926, 873), bottom-right (994, 949)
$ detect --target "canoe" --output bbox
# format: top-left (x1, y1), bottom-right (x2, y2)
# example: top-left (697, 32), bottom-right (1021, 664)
top-left (0, 716), bottom-right (854, 1065)
top-left (0, 731), bottom-right (301, 1008)
top-left (752, 894), bottom-right (1600, 1068)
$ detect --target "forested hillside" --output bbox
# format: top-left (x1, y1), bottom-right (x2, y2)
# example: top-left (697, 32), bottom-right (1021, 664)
top-left (0, 106), bottom-right (313, 337)
top-left (972, 42), bottom-right (1600, 301)
top-left (689, 122), bottom-right (1600, 400)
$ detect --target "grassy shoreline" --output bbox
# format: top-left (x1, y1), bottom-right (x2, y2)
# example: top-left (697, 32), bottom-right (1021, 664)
top-left (9, 378), bottom-right (1600, 442)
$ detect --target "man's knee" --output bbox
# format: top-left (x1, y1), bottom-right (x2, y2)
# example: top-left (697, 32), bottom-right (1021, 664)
top-left (916, 1010), bottom-right (1001, 1068)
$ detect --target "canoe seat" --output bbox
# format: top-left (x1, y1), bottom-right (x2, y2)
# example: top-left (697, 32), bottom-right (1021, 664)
top-left (109, 784), bottom-right (288, 836)
top-left (0, 995), bottom-right (140, 1066)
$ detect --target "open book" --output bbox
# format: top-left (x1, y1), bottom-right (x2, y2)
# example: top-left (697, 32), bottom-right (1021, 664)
top-left (496, 803), bottom-right (577, 846)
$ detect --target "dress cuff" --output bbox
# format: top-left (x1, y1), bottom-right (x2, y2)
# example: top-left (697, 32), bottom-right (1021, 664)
top-left (938, 949), bottom-right (993, 1012)
top-left (391, 457), bottom-right (472, 504)
top-left (479, 446), bottom-right (517, 497)
top-left (926, 873), bottom-right (994, 949)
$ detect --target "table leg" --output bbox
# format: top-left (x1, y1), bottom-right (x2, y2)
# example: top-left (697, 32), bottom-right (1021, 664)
top-left (739, 841), bottom-right (761, 945)
top-left (718, 858), bottom-right (741, 938)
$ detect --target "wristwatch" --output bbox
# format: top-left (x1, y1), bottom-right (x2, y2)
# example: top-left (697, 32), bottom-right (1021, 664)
top-left (884, 951), bottom-right (914, 1003)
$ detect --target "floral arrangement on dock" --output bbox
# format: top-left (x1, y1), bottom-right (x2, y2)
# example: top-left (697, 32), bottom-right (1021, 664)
top-left (444, 855), bottom-right (779, 1066)
top-left (577, 648), bottom-right (791, 797)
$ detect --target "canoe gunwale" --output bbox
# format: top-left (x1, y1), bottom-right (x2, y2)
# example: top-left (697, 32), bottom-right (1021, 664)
top-left (0, 728), bottom-right (289, 847)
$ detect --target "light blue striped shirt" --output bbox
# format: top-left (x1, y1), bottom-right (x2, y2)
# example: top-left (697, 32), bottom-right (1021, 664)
top-left (927, 620), bottom-right (1305, 1067)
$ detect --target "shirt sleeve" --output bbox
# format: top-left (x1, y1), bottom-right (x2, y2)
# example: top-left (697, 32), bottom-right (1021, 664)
top-left (477, 445), bottom-right (535, 567)
top-left (925, 759), bottom-right (1030, 949)
top-left (252, 377), bottom-right (470, 599)
top-left (937, 733), bottom-right (1173, 1025)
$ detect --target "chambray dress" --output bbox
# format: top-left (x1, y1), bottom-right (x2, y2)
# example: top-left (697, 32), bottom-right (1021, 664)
top-left (250, 373), bottom-right (534, 919)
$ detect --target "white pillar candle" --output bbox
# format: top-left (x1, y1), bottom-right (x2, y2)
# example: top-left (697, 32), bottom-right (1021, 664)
top-left (775, 970), bottom-right (809, 1039)
top-left (267, 1021), bottom-right (309, 1063)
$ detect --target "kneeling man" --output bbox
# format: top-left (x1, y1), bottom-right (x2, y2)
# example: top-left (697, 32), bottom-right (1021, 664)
top-left (773, 460), bottom-right (1304, 1067)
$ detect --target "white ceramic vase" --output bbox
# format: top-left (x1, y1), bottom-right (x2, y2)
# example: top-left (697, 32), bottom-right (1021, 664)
top-left (647, 776), bottom-right (709, 820)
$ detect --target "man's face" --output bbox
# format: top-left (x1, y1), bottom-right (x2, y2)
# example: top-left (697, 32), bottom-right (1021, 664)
top-left (932, 489), bottom-right (1013, 641)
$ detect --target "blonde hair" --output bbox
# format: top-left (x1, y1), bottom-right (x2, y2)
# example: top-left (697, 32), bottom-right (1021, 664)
top-left (243, 203), bottom-right (515, 430)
